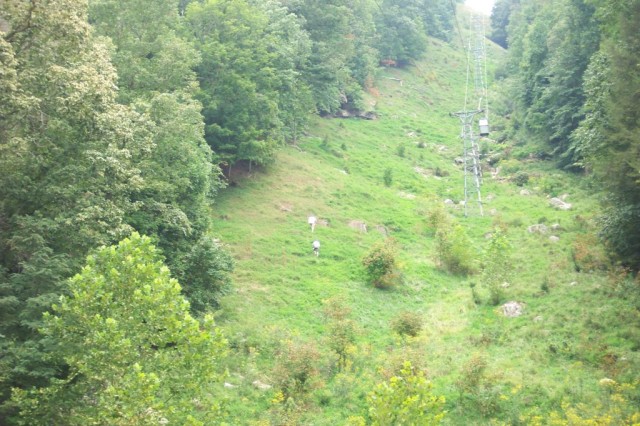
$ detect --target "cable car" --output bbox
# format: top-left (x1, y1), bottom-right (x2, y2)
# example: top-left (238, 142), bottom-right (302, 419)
top-left (479, 118), bottom-right (489, 137)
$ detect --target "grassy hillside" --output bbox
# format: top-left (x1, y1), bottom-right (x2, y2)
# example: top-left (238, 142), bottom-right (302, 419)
top-left (209, 28), bottom-right (640, 425)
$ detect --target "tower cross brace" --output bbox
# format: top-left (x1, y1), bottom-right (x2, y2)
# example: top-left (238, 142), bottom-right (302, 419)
top-left (450, 109), bottom-right (484, 217)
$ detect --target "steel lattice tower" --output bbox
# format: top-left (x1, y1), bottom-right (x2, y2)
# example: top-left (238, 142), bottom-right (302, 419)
top-left (451, 109), bottom-right (484, 217)
top-left (450, 14), bottom-right (489, 217)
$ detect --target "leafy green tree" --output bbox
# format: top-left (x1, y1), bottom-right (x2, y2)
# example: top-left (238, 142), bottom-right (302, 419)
top-left (0, 1), bottom-right (151, 417)
top-left (89, 0), bottom-right (201, 102)
top-left (176, 236), bottom-right (234, 313)
top-left (366, 361), bottom-right (446, 425)
top-left (285, 0), bottom-right (364, 114)
top-left (376, 0), bottom-right (428, 65)
top-left (12, 233), bottom-right (228, 425)
top-left (529, 0), bottom-right (599, 166)
top-left (576, 0), bottom-right (640, 268)
top-left (258, 0), bottom-right (315, 143)
top-left (186, 0), bottom-right (312, 170)
top-left (490, 0), bottom-right (517, 48)
top-left (89, 0), bottom-right (232, 295)
top-left (419, 0), bottom-right (456, 42)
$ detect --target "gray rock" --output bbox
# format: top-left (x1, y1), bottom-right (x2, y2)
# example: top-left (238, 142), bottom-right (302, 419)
top-left (502, 301), bottom-right (525, 317)
top-left (252, 380), bottom-right (272, 390)
top-left (348, 220), bottom-right (367, 233)
top-left (549, 197), bottom-right (572, 210)
top-left (528, 224), bottom-right (548, 234)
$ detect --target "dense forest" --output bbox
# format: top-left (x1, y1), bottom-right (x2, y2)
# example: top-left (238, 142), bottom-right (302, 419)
top-left (1, 0), bottom-right (639, 424)
top-left (489, 0), bottom-right (640, 267)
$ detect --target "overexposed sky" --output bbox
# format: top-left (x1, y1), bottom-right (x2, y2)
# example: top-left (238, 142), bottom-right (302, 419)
top-left (465, 0), bottom-right (495, 16)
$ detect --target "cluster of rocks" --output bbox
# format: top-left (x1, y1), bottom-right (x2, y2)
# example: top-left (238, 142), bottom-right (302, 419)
top-left (527, 222), bottom-right (563, 243)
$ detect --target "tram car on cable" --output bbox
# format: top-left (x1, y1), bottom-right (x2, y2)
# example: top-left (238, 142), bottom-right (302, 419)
top-left (479, 118), bottom-right (490, 137)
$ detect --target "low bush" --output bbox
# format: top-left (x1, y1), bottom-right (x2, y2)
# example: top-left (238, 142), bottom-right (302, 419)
top-left (366, 361), bottom-right (446, 425)
top-left (383, 168), bottom-right (393, 187)
top-left (513, 171), bottom-right (529, 186)
top-left (362, 239), bottom-right (402, 289)
top-left (572, 233), bottom-right (608, 272)
top-left (272, 340), bottom-right (322, 398)
top-left (435, 224), bottom-right (476, 275)
top-left (391, 311), bottom-right (423, 338)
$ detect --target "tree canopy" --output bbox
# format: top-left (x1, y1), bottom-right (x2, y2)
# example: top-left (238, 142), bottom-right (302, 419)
top-left (12, 233), bottom-right (228, 425)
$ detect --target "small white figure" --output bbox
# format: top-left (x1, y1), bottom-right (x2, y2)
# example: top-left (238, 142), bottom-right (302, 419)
top-left (308, 215), bottom-right (317, 232)
top-left (312, 240), bottom-right (320, 257)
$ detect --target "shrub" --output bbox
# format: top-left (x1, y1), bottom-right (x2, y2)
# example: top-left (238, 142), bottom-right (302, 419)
top-left (538, 175), bottom-right (562, 197)
top-left (546, 379), bottom-right (640, 425)
top-left (396, 144), bottom-right (406, 157)
top-left (455, 355), bottom-right (502, 418)
top-left (513, 171), bottom-right (529, 186)
top-left (391, 311), bottom-right (423, 338)
top-left (434, 167), bottom-right (449, 177)
top-left (323, 297), bottom-right (357, 369)
top-left (499, 158), bottom-right (521, 174)
top-left (272, 340), bottom-right (322, 398)
top-left (540, 276), bottom-right (550, 294)
top-left (362, 239), bottom-right (401, 289)
top-left (180, 236), bottom-right (234, 312)
top-left (572, 233), bottom-right (608, 272)
top-left (383, 168), bottom-right (393, 187)
top-left (470, 282), bottom-right (481, 305)
top-left (435, 224), bottom-right (476, 275)
top-left (366, 361), bottom-right (446, 425)
top-left (426, 205), bottom-right (450, 235)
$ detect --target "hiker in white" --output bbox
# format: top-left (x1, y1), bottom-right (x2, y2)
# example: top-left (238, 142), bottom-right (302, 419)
top-left (308, 215), bottom-right (317, 232)
top-left (312, 240), bottom-right (320, 257)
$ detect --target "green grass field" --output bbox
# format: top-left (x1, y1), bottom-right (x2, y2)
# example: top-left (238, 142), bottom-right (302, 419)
top-left (209, 31), bottom-right (639, 425)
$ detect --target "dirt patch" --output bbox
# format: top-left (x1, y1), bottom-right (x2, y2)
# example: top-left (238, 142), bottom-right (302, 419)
top-left (398, 191), bottom-right (416, 199)
top-left (375, 225), bottom-right (388, 236)
top-left (237, 283), bottom-right (269, 294)
top-left (348, 220), bottom-right (367, 233)
top-left (278, 202), bottom-right (293, 212)
top-left (414, 166), bottom-right (431, 179)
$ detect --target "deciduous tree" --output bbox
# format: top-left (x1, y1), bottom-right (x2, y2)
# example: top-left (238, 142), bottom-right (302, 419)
top-left (12, 233), bottom-right (228, 425)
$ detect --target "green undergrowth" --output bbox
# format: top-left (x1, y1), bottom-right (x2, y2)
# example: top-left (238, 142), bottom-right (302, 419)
top-left (209, 33), bottom-right (639, 425)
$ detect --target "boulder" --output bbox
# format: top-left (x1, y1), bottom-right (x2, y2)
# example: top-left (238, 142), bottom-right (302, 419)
top-left (528, 224), bottom-right (548, 234)
top-left (358, 111), bottom-right (378, 120)
top-left (502, 301), bottom-right (525, 317)
top-left (549, 197), bottom-right (572, 210)
top-left (375, 225), bottom-right (389, 236)
top-left (252, 380), bottom-right (272, 390)
top-left (348, 220), bottom-right (367, 233)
